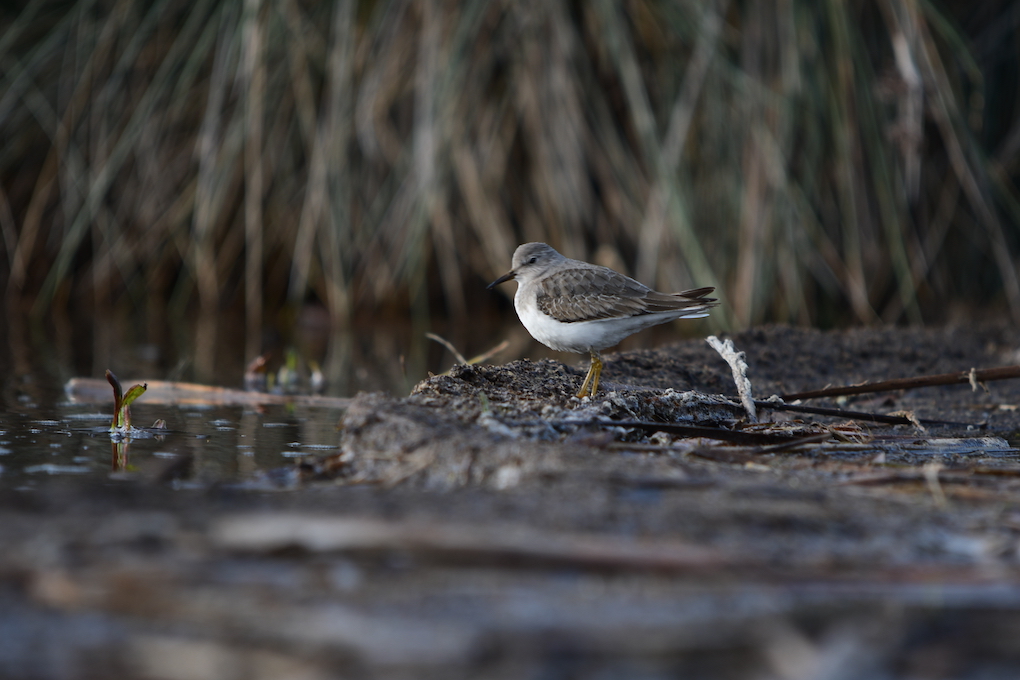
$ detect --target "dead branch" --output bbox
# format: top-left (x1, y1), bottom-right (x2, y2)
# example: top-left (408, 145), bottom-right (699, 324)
top-left (779, 365), bottom-right (1020, 401)
top-left (211, 514), bottom-right (732, 572)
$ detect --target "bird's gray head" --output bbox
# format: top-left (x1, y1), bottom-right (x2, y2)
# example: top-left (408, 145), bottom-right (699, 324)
top-left (487, 242), bottom-right (565, 289)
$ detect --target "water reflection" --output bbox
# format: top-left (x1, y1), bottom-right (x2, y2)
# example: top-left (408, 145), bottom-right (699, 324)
top-left (3, 302), bottom-right (501, 397)
top-left (0, 298), bottom-right (711, 484)
top-left (3, 295), bottom-right (711, 399)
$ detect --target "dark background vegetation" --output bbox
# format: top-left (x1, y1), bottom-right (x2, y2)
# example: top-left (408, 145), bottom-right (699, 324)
top-left (1, 0), bottom-right (1019, 370)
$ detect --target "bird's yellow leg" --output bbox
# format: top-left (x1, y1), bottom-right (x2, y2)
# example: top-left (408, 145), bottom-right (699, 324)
top-left (576, 361), bottom-right (594, 398)
top-left (576, 350), bottom-right (603, 398)
top-left (588, 351), bottom-right (603, 396)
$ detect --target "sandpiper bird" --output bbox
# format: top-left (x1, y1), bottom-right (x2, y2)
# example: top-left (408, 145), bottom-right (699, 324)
top-left (487, 242), bottom-right (718, 398)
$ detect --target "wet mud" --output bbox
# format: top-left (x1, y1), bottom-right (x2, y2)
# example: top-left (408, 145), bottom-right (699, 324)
top-left (5, 324), bottom-right (1020, 679)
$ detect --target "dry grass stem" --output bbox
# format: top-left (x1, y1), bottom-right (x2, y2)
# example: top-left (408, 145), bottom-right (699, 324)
top-left (0, 0), bottom-right (1017, 332)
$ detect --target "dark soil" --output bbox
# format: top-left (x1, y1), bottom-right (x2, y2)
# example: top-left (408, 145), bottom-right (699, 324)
top-left (5, 324), bottom-right (1020, 679)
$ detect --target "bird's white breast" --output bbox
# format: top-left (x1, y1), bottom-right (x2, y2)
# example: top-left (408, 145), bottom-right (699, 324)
top-left (513, 283), bottom-right (700, 353)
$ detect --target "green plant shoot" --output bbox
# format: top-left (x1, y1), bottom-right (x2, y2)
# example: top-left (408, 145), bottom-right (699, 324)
top-left (106, 370), bottom-right (148, 432)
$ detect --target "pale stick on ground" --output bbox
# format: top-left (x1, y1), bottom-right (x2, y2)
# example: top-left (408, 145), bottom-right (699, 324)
top-left (707, 335), bottom-right (757, 422)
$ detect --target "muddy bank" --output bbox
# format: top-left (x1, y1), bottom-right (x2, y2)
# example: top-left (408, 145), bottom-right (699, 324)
top-left (4, 324), bottom-right (1020, 679)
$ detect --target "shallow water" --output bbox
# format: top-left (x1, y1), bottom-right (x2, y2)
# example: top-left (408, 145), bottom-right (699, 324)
top-left (0, 395), bottom-right (348, 486)
top-left (0, 300), bottom-right (717, 485)
top-left (0, 306), bottom-right (451, 485)
top-left (0, 312), bottom-right (651, 488)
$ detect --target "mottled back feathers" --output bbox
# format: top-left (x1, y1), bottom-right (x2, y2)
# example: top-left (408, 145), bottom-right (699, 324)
top-left (535, 267), bottom-right (717, 323)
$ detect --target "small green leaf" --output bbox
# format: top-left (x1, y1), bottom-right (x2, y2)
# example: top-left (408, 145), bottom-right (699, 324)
top-left (116, 383), bottom-right (148, 432)
top-left (122, 383), bottom-right (148, 408)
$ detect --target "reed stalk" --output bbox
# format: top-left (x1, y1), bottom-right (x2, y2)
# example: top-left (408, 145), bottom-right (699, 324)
top-left (0, 0), bottom-right (1016, 343)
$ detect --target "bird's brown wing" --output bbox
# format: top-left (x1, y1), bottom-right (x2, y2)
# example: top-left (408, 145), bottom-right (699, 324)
top-left (536, 267), bottom-right (716, 323)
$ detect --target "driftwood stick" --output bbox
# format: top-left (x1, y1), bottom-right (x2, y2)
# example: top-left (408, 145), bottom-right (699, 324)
top-left (66, 377), bottom-right (352, 408)
top-left (211, 514), bottom-right (731, 572)
top-left (780, 365), bottom-right (1020, 401)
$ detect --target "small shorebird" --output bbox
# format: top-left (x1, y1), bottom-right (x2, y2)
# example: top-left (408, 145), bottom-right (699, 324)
top-left (488, 242), bottom-right (718, 398)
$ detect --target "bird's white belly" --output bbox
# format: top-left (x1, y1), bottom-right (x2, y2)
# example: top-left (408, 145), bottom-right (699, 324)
top-left (513, 288), bottom-right (695, 354)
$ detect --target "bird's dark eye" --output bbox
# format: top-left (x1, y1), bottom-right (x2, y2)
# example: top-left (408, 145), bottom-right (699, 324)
top-left (528, 257), bottom-right (537, 264)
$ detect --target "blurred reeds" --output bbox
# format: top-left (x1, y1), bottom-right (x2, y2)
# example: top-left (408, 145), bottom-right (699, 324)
top-left (2, 0), bottom-right (1019, 344)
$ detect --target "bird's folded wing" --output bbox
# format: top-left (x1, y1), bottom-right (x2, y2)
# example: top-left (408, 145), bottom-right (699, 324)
top-left (536, 268), bottom-right (714, 322)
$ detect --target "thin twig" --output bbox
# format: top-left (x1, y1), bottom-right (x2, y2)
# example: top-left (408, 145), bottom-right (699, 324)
top-left (596, 420), bottom-right (812, 446)
top-left (755, 432), bottom-right (832, 453)
top-left (779, 365), bottom-right (1020, 401)
top-left (754, 400), bottom-right (971, 427)
top-left (465, 339), bottom-right (509, 365)
top-left (430, 337), bottom-right (509, 377)
top-left (426, 332), bottom-right (469, 365)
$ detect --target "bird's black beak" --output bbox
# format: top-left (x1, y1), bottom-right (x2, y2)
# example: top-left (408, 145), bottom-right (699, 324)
top-left (486, 270), bottom-right (516, 290)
